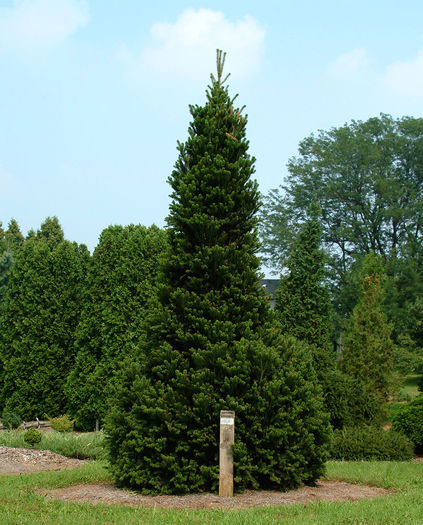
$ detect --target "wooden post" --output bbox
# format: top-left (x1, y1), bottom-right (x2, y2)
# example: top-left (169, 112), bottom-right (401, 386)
top-left (219, 410), bottom-right (235, 497)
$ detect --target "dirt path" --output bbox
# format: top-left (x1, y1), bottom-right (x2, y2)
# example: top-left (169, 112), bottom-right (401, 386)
top-left (0, 446), bottom-right (85, 474)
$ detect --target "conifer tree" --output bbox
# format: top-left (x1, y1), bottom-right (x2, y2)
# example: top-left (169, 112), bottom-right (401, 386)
top-left (274, 210), bottom-right (346, 426)
top-left (275, 208), bottom-right (333, 370)
top-left (66, 224), bottom-right (167, 430)
top-left (36, 216), bottom-right (64, 248)
top-left (0, 218), bottom-right (87, 418)
top-left (0, 251), bottom-right (13, 308)
top-left (341, 253), bottom-right (397, 403)
top-left (5, 219), bottom-right (24, 253)
top-left (107, 51), bottom-right (330, 494)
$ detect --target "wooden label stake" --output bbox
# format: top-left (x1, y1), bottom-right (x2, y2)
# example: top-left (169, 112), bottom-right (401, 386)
top-left (219, 410), bottom-right (235, 497)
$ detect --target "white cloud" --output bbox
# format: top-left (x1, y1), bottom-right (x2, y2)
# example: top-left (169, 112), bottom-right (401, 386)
top-left (327, 48), bottom-right (370, 78)
top-left (120, 8), bottom-right (265, 81)
top-left (0, 0), bottom-right (89, 56)
top-left (384, 48), bottom-right (423, 97)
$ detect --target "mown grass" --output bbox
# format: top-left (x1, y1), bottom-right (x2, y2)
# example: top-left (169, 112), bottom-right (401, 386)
top-left (400, 374), bottom-right (422, 398)
top-left (0, 459), bottom-right (423, 524)
top-left (0, 430), bottom-right (107, 460)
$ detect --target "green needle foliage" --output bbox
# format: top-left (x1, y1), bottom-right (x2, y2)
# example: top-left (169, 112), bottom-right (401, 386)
top-left (274, 210), bottom-right (347, 428)
top-left (4, 219), bottom-right (24, 253)
top-left (66, 224), bottom-right (167, 430)
top-left (0, 250), bottom-right (13, 308)
top-left (275, 208), bottom-right (333, 369)
top-left (107, 51), bottom-right (331, 494)
top-left (341, 253), bottom-right (398, 417)
top-left (0, 217), bottom-right (88, 418)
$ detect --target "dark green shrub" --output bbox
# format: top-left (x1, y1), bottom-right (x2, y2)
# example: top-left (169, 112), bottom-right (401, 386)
top-left (393, 394), bottom-right (423, 451)
top-left (23, 429), bottom-right (42, 447)
top-left (107, 334), bottom-right (331, 494)
top-left (330, 426), bottom-right (414, 461)
top-left (416, 375), bottom-right (423, 393)
top-left (1, 411), bottom-right (22, 430)
top-left (48, 414), bottom-right (74, 432)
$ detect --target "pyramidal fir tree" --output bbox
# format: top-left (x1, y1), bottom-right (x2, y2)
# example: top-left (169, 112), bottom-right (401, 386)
top-left (107, 51), bottom-right (331, 494)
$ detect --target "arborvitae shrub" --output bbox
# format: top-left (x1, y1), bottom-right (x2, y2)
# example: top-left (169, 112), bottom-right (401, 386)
top-left (393, 394), bottom-right (423, 452)
top-left (330, 426), bottom-right (414, 461)
top-left (106, 52), bottom-right (331, 494)
top-left (341, 253), bottom-right (398, 404)
top-left (0, 219), bottom-right (88, 418)
top-left (66, 224), bottom-right (167, 430)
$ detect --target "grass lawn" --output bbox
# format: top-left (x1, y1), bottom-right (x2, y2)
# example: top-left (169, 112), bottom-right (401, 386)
top-left (0, 460), bottom-right (422, 524)
top-left (0, 430), bottom-right (107, 460)
top-left (400, 374), bottom-right (422, 399)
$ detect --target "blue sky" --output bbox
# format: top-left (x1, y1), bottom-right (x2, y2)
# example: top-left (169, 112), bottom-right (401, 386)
top-left (2, 0), bottom-right (423, 251)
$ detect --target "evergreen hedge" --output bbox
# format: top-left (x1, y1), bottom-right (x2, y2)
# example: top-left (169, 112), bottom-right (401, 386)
top-left (66, 224), bottom-right (167, 430)
top-left (330, 426), bottom-right (414, 461)
top-left (0, 218), bottom-right (88, 418)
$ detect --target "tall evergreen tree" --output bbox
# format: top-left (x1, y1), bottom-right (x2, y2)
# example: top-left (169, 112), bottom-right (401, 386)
top-left (341, 253), bottom-right (397, 403)
top-left (5, 219), bottom-right (24, 253)
top-left (66, 224), bottom-right (167, 430)
top-left (36, 216), bottom-right (64, 248)
top-left (275, 208), bottom-right (333, 371)
top-left (0, 218), bottom-right (88, 418)
top-left (0, 251), bottom-right (13, 308)
top-left (273, 209), bottom-right (348, 427)
top-left (107, 51), bottom-right (330, 494)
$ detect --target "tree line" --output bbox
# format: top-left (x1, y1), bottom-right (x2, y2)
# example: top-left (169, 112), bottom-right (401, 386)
top-left (0, 218), bottom-right (167, 427)
top-left (260, 113), bottom-right (423, 377)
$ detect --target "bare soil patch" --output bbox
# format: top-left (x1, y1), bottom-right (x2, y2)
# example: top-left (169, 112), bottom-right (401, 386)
top-left (43, 481), bottom-right (390, 510)
top-left (0, 446), bottom-right (85, 474)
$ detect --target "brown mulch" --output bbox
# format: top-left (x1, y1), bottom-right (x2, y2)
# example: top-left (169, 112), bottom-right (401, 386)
top-left (43, 481), bottom-right (390, 510)
top-left (0, 446), bottom-right (85, 474)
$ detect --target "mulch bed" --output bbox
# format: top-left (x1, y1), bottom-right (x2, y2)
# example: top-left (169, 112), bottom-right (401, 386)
top-left (43, 481), bottom-right (391, 510)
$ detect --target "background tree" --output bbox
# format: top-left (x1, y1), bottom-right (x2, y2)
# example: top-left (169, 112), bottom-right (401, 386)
top-left (0, 218), bottom-right (88, 418)
top-left (4, 219), bottom-right (24, 253)
top-left (0, 251), bottom-right (13, 308)
top-left (66, 224), bottom-right (167, 430)
top-left (0, 219), bottom-right (25, 310)
top-left (274, 207), bottom-right (347, 427)
top-left (261, 114), bottom-right (423, 276)
top-left (341, 253), bottom-right (398, 410)
top-left (106, 51), bottom-right (331, 494)
top-left (260, 114), bottom-right (423, 361)
top-left (275, 206), bottom-right (333, 366)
